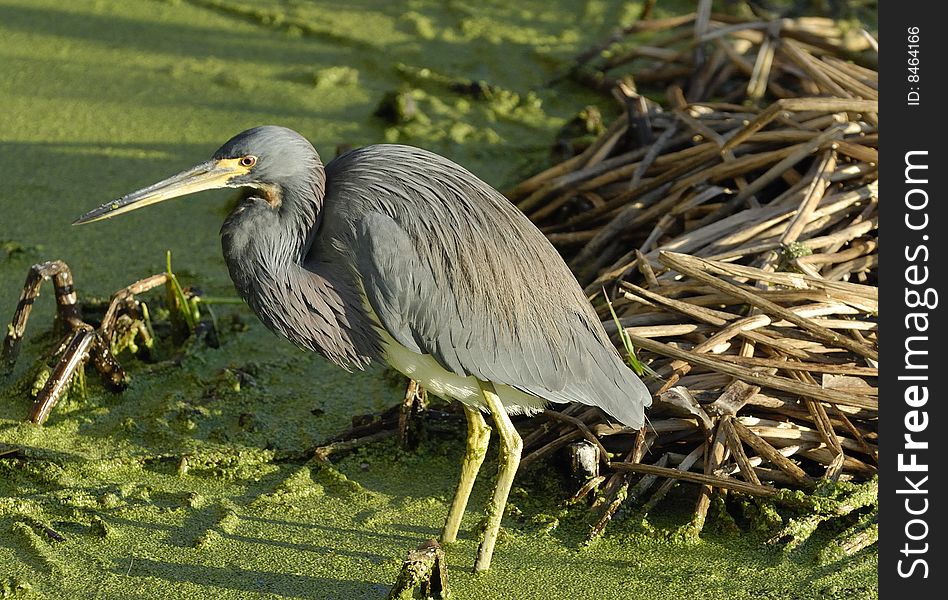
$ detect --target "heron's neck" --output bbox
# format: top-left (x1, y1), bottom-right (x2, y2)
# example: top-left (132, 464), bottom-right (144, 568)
top-left (220, 176), bottom-right (380, 370)
top-left (276, 170), bottom-right (326, 259)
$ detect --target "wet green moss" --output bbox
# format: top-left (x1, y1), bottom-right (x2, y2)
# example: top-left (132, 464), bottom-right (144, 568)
top-left (0, 0), bottom-right (876, 598)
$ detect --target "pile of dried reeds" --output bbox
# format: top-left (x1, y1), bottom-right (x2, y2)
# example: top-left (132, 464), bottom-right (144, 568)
top-left (508, 6), bottom-right (878, 547)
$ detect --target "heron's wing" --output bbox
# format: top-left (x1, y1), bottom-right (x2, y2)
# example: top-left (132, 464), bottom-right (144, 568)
top-left (351, 205), bottom-right (650, 428)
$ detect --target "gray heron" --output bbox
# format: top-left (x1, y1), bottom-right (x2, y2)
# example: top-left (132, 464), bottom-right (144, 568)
top-left (75, 125), bottom-right (651, 572)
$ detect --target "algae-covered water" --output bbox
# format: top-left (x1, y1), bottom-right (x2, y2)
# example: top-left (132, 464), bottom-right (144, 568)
top-left (0, 1), bottom-right (876, 598)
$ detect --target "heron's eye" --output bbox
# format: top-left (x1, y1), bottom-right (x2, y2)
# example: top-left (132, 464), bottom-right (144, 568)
top-left (239, 156), bottom-right (257, 168)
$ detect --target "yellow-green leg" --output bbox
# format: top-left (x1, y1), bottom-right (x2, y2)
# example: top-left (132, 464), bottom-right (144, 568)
top-left (474, 380), bottom-right (522, 573)
top-left (442, 404), bottom-right (491, 544)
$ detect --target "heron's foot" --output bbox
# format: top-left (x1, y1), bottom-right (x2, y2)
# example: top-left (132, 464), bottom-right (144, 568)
top-left (387, 538), bottom-right (449, 600)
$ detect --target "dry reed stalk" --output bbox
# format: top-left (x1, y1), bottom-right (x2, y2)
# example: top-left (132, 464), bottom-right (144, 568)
top-left (611, 461), bottom-right (778, 497)
top-left (499, 11), bottom-right (879, 542)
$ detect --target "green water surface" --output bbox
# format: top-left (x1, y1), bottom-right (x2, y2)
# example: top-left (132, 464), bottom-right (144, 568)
top-left (0, 1), bottom-right (877, 598)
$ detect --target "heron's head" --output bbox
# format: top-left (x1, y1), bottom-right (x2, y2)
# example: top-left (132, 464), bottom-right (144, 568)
top-left (74, 126), bottom-right (322, 225)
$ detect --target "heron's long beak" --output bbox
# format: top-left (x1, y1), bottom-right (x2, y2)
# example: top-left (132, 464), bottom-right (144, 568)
top-left (73, 158), bottom-right (250, 225)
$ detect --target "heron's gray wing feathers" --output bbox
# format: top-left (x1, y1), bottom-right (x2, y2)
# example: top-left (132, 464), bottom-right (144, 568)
top-left (327, 145), bottom-right (651, 428)
top-left (353, 212), bottom-right (440, 357)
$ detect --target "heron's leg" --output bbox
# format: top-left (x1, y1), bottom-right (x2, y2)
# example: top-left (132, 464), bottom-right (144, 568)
top-left (474, 381), bottom-right (522, 573)
top-left (442, 403), bottom-right (491, 544)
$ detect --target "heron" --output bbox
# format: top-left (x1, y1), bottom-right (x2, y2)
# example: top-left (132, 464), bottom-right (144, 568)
top-left (75, 126), bottom-right (651, 572)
